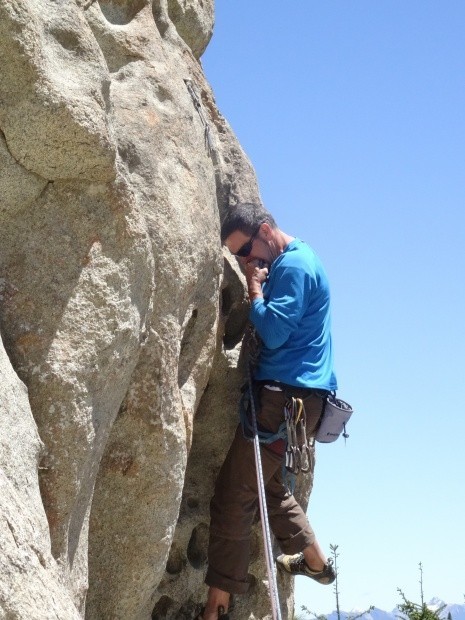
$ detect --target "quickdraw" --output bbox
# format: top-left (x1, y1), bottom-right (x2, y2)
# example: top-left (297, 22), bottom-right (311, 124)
top-left (284, 397), bottom-right (312, 475)
top-left (184, 79), bottom-right (214, 156)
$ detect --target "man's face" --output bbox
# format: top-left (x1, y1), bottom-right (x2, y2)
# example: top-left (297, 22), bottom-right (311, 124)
top-left (224, 226), bottom-right (271, 267)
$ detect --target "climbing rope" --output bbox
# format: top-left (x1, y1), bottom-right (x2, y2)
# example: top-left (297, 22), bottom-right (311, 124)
top-left (246, 358), bottom-right (283, 620)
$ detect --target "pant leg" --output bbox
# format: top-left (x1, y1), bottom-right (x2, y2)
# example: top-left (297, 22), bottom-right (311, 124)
top-left (205, 425), bottom-right (262, 593)
top-left (206, 388), bottom-right (286, 593)
top-left (205, 388), bottom-right (324, 593)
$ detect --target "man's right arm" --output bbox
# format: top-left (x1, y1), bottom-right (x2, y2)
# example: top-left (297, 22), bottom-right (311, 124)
top-left (249, 264), bottom-right (309, 349)
top-left (244, 260), bottom-right (268, 303)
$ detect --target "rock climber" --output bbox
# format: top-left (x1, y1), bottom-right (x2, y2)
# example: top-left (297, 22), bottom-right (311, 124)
top-left (197, 202), bottom-right (338, 620)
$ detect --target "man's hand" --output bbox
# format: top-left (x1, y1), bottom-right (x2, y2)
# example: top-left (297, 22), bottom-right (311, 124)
top-left (244, 259), bottom-right (268, 301)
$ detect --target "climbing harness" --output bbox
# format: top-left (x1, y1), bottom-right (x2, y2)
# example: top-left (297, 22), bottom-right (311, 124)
top-left (246, 358), bottom-right (283, 620)
top-left (239, 387), bottom-right (287, 448)
top-left (184, 79), bottom-right (214, 156)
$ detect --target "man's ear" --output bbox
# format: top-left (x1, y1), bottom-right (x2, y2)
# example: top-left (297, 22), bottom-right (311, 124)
top-left (260, 222), bottom-right (273, 239)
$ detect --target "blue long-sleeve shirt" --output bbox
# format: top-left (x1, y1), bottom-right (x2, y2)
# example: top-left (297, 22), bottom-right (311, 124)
top-left (250, 238), bottom-right (337, 391)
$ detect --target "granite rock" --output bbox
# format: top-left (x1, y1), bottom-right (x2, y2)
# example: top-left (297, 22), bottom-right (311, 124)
top-left (0, 0), bottom-right (296, 618)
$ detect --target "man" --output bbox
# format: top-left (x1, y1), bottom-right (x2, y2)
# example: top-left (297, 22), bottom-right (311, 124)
top-left (199, 203), bottom-right (337, 620)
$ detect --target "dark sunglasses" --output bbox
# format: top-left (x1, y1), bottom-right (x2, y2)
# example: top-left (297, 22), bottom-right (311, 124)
top-left (234, 226), bottom-right (261, 258)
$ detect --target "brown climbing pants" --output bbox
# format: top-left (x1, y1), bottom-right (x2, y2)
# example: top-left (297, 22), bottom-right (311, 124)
top-left (205, 385), bottom-right (325, 594)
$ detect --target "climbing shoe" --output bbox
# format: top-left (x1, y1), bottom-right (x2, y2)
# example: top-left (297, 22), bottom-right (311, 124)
top-left (276, 553), bottom-right (336, 585)
top-left (195, 605), bottom-right (229, 619)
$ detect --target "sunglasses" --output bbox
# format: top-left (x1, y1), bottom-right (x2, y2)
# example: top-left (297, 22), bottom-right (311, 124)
top-left (234, 226), bottom-right (261, 257)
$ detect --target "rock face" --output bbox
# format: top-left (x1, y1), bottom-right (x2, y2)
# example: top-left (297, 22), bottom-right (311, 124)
top-left (0, 334), bottom-right (82, 619)
top-left (0, 1), bottom-right (298, 618)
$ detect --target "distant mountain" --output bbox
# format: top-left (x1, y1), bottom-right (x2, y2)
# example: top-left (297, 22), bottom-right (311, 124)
top-left (322, 600), bottom-right (465, 620)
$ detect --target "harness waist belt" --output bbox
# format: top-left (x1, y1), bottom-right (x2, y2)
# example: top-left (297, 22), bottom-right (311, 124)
top-left (258, 380), bottom-right (329, 398)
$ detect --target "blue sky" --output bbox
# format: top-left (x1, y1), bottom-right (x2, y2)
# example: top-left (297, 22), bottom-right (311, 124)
top-left (202, 1), bottom-right (465, 614)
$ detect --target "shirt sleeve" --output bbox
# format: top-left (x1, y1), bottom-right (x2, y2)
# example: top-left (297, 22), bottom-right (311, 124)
top-left (249, 264), bottom-right (309, 349)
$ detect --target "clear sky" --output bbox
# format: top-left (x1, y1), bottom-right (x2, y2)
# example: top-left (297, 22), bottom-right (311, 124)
top-left (202, 1), bottom-right (465, 615)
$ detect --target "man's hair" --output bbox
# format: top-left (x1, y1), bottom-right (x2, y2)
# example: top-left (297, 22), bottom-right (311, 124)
top-left (220, 202), bottom-right (277, 243)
